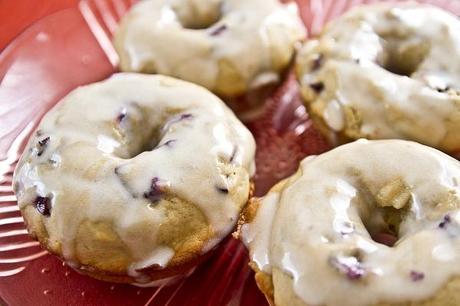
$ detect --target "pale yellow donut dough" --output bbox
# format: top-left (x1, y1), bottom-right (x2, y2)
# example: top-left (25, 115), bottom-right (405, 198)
top-left (296, 2), bottom-right (460, 152)
top-left (13, 73), bottom-right (256, 284)
top-left (114, 0), bottom-right (305, 97)
top-left (241, 139), bottom-right (460, 306)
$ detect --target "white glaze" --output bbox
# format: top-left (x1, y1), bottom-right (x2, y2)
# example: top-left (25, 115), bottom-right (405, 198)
top-left (297, 2), bottom-right (460, 152)
top-left (243, 139), bottom-right (460, 306)
top-left (114, 0), bottom-right (305, 96)
top-left (13, 73), bottom-right (256, 283)
top-left (241, 192), bottom-right (279, 274)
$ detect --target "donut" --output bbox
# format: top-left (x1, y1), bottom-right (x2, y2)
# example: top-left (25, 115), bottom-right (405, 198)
top-left (13, 73), bottom-right (256, 285)
top-left (296, 3), bottom-right (460, 152)
top-left (113, 0), bottom-right (305, 97)
top-left (238, 139), bottom-right (460, 306)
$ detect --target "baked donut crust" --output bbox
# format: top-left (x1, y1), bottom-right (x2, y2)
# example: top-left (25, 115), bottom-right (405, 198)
top-left (239, 139), bottom-right (460, 306)
top-left (296, 2), bottom-right (460, 152)
top-left (14, 73), bottom-right (256, 285)
top-left (113, 0), bottom-right (305, 97)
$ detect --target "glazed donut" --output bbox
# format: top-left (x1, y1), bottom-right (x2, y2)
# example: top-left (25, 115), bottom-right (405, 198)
top-left (239, 139), bottom-right (460, 306)
top-left (113, 0), bottom-right (305, 97)
top-left (296, 2), bottom-right (460, 152)
top-left (13, 73), bottom-right (256, 284)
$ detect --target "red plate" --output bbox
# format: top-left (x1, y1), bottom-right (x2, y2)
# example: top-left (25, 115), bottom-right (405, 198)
top-left (0, 0), bottom-right (459, 305)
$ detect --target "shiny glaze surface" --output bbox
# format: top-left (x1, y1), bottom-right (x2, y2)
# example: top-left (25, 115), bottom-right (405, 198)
top-left (13, 73), bottom-right (256, 282)
top-left (243, 140), bottom-right (460, 306)
top-left (114, 0), bottom-right (305, 96)
top-left (297, 2), bottom-right (460, 152)
top-left (1, 0), bottom-right (460, 305)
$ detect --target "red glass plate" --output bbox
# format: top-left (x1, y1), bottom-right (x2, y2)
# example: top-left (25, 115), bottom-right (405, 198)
top-left (0, 0), bottom-right (459, 305)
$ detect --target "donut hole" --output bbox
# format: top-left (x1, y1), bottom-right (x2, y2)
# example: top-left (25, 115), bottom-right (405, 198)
top-left (172, 0), bottom-right (222, 30)
top-left (359, 205), bottom-right (408, 247)
top-left (115, 127), bottom-right (163, 159)
top-left (114, 106), bottom-right (194, 159)
top-left (382, 51), bottom-right (422, 77)
top-left (357, 179), bottom-right (412, 248)
top-left (380, 40), bottom-right (430, 77)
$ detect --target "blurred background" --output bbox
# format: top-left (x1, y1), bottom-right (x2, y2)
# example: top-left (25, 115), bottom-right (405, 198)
top-left (1, 0), bottom-right (79, 49)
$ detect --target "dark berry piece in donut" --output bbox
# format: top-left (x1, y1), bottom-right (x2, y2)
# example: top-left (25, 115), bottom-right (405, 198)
top-left (311, 54), bottom-right (323, 71)
top-left (216, 186), bottom-right (229, 194)
top-left (439, 215), bottom-right (452, 228)
top-left (436, 86), bottom-right (451, 93)
top-left (37, 136), bottom-right (50, 157)
top-left (143, 177), bottom-right (169, 203)
top-left (117, 108), bottom-right (128, 123)
top-left (309, 82), bottom-right (324, 94)
top-left (48, 153), bottom-right (61, 167)
top-left (162, 113), bottom-right (194, 134)
top-left (209, 24), bottom-right (227, 36)
top-left (328, 255), bottom-right (366, 280)
top-left (34, 196), bottom-right (51, 217)
top-left (38, 137), bottom-right (50, 146)
top-left (169, 113), bottom-right (193, 126)
top-left (160, 139), bottom-right (177, 148)
top-left (338, 221), bottom-right (354, 235)
top-left (229, 146), bottom-right (238, 163)
top-left (179, 113), bottom-right (193, 120)
top-left (410, 270), bottom-right (424, 282)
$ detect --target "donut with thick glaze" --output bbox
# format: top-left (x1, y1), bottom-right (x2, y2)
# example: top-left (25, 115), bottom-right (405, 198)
top-left (239, 139), bottom-right (460, 306)
top-left (114, 0), bottom-right (305, 97)
top-left (296, 3), bottom-right (460, 152)
top-left (13, 73), bottom-right (256, 285)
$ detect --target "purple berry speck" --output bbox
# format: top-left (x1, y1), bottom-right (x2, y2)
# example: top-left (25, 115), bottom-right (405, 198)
top-left (143, 177), bottom-right (168, 204)
top-left (37, 137), bottom-right (50, 157)
top-left (209, 24), bottom-right (227, 36)
top-left (310, 82), bottom-right (325, 94)
top-left (229, 146), bottom-right (238, 163)
top-left (34, 196), bottom-right (51, 217)
top-left (311, 54), bottom-right (323, 71)
top-left (160, 139), bottom-right (177, 148)
top-left (216, 186), bottom-right (229, 194)
top-left (439, 215), bottom-right (452, 229)
top-left (117, 108), bottom-right (128, 124)
top-left (410, 270), bottom-right (424, 282)
top-left (329, 255), bottom-right (366, 280)
top-left (179, 113), bottom-right (193, 120)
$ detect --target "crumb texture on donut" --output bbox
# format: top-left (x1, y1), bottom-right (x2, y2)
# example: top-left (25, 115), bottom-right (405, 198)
top-left (114, 0), bottom-right (305, 96)
top-left (296, 2), bottom-right (460, 152)
top-left (13, 73), bottom-right (256, 284)
top-left (241, 139), bottom-right (460, 306)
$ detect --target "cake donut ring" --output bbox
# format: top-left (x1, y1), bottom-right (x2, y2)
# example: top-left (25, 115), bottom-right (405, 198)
top-left (113, 0), bottom-right (305, 97)
top-left (296, 2), bottom-right (460, 152)
top-left (13, 73), bottom-right (256, 285)
top-left (239, 139), bottom-right (460, 306)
